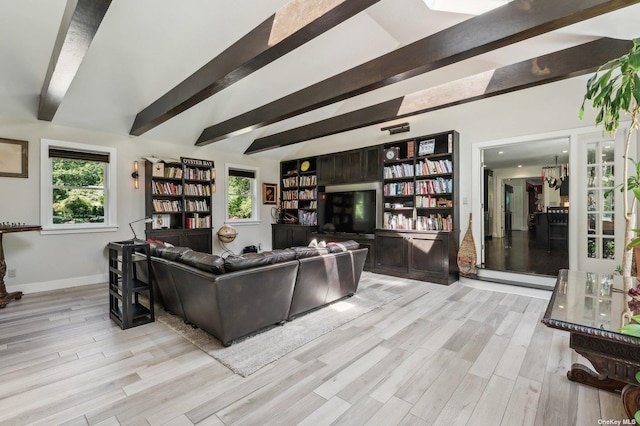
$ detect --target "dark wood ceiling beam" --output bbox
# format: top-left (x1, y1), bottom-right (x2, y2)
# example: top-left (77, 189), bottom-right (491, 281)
top-left (129, 0), bottom-right (381, 136)
top-left (197, 0), bottom-right (640, 146)
top-left (38, 0), bottom-right (112, 121)
top-left (245, 38), bottom-right (632, 154)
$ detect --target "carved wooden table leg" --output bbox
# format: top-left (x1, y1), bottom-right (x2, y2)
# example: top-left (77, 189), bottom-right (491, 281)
top-left (622, 384), bottom-right (640, 420)
top-left (0, 234), bottom-right (23, 308)
top-left (567, 362), bottom-right (627, 392)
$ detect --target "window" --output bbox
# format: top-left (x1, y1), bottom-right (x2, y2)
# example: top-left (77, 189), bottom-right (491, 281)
top-left (586, 139), bottom-right (615, 259)
top-left (226, 164), bottom-right (259, 223)
top-left (40, 139), bottom-right (117, 234)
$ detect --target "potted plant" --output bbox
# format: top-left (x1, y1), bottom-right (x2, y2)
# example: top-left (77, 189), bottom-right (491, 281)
top-left (579, 38), bottom-right (640, 280)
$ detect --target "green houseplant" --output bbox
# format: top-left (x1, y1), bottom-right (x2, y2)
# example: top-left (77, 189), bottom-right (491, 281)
top-left (579, 37), bottom-right (640, 279)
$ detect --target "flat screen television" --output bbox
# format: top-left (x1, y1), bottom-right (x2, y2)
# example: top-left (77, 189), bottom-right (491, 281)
top-left (317, 190), bottom-right (376, 234)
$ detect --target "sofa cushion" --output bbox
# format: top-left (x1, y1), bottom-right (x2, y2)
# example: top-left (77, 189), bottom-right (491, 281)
top-left (146, 240), bottom-right (167, 256)
top-left (159, 246), bottom-right (193, 261)
top-left (326, 240), bottom-right (360, 253)
top-left (292, 246), bottom-right (329, 259)
top-left (179, 251), bottom-right (226, 275)
top-left (224, 249), bottom-right (296, 272)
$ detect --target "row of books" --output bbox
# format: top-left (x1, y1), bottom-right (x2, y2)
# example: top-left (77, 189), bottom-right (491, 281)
top-left (299, 175), bottom-right (317, 186)
top-left (186, 214), bottom-right (211, 229)
top-left (153, 199), bottom-right (182, 212)
top-left (298, 210), bottom-right (317, 226)
top-left (299, 200), bottom-right (317, 209)
top-left (282, 200), bottom-right (298, 209)
top-left (282, 176), bottom-right (298, 188)
top-left (416, 214), bottom-right (453, 231)
top-left (298, 188), bottom-right (317, 200)
top-left (415, 159), bottom-right (453, 176)
top-left (153, 181), bottom-right (182, 196)
top-left (184, 167), bottom-right (212, 181)
top-left (416, 178), bottom-right (452, 195)
top-left (383, 213), bottom-right (414, 230)
top-left (282, 190), bottom-right (298, 200)
top-left (184, 183), bottom-right (211, 196)
top-left (163, 166), bottom-right (183, 179)
top-left (383, 182), bottom-right (414, 196)
top-left (383, 163), bottom-right (414, 179)
top-left (184, 199), bottom-right (209, 212)
top-left (416, 195), bottom-right (452, 208)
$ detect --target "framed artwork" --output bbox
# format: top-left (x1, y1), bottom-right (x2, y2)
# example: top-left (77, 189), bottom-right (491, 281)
top-left (0, 138), bottom-right (28, 178)
top-left (263, 182), bottom-right (277, 204)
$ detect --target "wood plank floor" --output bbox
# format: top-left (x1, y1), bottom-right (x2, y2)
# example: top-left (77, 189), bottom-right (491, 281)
top-left (0, 272), bottom-right (628, 425)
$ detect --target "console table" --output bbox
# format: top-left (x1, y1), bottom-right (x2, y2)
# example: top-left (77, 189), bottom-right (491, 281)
top-left (542, 269), bottom-right (640, 418)
top-left (0, 224), bottom-right (41, 308)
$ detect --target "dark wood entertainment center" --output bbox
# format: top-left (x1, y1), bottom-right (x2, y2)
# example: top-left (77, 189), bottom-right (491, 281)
top-left (272, 130), bottom-right (459, 285)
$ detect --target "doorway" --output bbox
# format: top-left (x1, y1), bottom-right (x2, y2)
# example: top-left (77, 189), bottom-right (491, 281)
top-left (481, 139), bottom-right (570, 277)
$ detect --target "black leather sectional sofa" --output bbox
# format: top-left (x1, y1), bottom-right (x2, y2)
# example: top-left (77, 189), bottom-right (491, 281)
top-left (139, 241), bottom-right (367, 346)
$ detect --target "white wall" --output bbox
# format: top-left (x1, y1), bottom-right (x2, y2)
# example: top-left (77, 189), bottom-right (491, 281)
top-left (0, 118), bottom-right (280, 294)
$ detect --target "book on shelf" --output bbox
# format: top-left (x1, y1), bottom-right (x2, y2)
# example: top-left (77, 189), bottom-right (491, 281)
top-left (407, 140), bottom-right (415, 158)
top-left (416, 214), bottom-right (453, 231)
top-left (418, 139), bottom-right (435, 156)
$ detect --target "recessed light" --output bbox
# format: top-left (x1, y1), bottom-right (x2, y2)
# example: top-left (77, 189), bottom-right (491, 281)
top-left (498, 151), bottom-right (504, 155)
top-left (517, 165), bottom-right (522, 168)
top-left (562, 150), bottom-right (568, 153)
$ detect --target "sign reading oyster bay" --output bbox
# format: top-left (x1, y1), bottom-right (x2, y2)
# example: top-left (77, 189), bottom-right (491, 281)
top-left (180, 157), bottom-right (214, 168)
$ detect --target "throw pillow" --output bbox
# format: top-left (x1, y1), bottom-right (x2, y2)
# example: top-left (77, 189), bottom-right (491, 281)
top-left (179, 251), bottom-right (225, 274)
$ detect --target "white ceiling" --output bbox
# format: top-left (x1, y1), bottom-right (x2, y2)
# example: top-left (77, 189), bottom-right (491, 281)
top-left (1, 0), bottom-right (639, 162)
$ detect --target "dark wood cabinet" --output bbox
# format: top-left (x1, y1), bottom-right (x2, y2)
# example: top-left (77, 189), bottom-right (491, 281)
top-left (317, 146), bottom-right (381, 185)
top-left (375, 229), bottom-right (458, 285)
top-left (272, 224), bottom-right (315, 249)
top-left (280, 158), bottom-right (319, 226)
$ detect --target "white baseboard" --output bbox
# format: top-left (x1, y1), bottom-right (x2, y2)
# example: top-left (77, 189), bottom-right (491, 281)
top-left (6, 274), bottom-right (108, 294)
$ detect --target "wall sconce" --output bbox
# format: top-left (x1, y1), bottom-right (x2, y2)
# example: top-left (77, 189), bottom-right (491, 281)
top-left (211, 169), bottom-right (216, 193)
top-left (381, 122), bottom-right (410, 134)
top-left (131, 161), bottom-right (140, 189)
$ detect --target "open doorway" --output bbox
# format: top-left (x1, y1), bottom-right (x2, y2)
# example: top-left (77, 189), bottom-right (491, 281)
top-left (481, 139), bottom-right (570, 277)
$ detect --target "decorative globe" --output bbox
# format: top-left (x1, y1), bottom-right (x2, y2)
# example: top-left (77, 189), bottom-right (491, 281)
top-left (217, 225), bottom-right (237, 243)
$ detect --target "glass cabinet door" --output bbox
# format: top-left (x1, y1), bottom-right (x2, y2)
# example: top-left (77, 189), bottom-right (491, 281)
top-left (586, 140), bottom-right (616, 260)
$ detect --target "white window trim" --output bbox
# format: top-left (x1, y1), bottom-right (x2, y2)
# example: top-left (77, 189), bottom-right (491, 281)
top-left (40, 139), bottom-right (118, 235)
top-left (225, 163), bottom-right (260, 225)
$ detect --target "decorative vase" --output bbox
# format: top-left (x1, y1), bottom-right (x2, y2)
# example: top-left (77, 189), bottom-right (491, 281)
top-left (457, 213), bottom-right (478, 278)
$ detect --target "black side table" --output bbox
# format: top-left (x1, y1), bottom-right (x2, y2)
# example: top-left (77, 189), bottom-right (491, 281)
top-left (108, 240), bottom-right (154, 329)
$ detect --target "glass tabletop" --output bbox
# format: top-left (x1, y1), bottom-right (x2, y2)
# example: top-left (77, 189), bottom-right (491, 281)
top-left (543, 269), bottom-right (634, 335)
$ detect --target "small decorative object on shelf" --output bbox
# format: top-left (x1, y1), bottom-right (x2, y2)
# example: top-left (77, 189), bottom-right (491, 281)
top-left (108, 240), bottom-right (154, 329)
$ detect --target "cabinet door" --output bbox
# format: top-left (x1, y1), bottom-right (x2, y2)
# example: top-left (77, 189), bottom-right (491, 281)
top-left (357, 240), bottom-right (375, 271)
top-left (290, 226), bottom-right (312, 247)
top-left (183, 229), bottom-right (212, 253)
top-left (272, 225), bottom-right (289, 249)
top-left (344, 150), bottom-right (362, 182)
top-left (375, 232), bottom-right (407, 274)
top-left (317, 155), bottom-right (334, 185)
top-left (363, 146), bottom-right (381, 182)
top-left (408, 233), bottom-right (448, 282)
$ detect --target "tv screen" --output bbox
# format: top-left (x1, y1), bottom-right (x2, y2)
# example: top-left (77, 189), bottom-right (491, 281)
top-left (318, 190), bottom-right (376, 234)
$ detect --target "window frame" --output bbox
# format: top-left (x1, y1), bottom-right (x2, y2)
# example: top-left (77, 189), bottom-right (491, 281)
top-left (40, 139), bottom-right (117, 234)
top-left (225, 163), bottom-right (260, 225)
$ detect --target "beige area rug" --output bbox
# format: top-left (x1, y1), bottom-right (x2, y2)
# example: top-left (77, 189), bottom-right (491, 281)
top-left (156, 287), bottom-right (400, 377)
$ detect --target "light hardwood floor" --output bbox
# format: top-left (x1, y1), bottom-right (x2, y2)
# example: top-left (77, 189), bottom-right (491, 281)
top-left (0, 272), bottom-right (629, 425)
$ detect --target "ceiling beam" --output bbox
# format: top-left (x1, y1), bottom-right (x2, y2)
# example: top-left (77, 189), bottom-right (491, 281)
top-left (38, 0), bottom-right (111, 121)
top-left (129, 0), bottom-right (382, 136)
top-left (245, 37), bottom-right (631, 153)
top-left (197, 0), bottom-right (640, 147)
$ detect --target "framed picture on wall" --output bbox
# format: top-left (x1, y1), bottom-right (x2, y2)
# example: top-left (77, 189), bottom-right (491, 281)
top-left (0, 138), bottom-right (28, 178)
top-left (263, 182), bottom-right (277, 204)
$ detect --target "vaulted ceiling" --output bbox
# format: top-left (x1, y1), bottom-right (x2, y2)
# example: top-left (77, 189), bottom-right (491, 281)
top-left (2, 0), bottom-right (640, 159)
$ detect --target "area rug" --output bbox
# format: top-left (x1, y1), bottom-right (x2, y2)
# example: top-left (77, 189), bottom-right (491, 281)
top-left (156, 287), bottom-right (399, 377)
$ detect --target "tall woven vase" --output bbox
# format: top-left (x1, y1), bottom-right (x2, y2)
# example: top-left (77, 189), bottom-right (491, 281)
top-left (457, 213), bottom-right (478, 278)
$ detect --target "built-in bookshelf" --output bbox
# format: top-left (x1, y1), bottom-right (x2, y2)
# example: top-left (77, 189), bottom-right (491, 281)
top-left (144, 158), bottom-right (214, 253)
top-left (382, 131), bottom-right (459, 232)
top-left (279, 157), bottom-right (321, 226)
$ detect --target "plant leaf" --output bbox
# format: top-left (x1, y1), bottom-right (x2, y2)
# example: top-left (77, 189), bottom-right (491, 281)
top-left (620, 323), bottom-right (640, 337)
top-left (636, 370), bottom-right (640, 384)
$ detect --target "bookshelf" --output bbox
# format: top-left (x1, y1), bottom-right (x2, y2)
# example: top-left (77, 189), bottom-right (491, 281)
top-left (382, 131), bottom-right (459, 233)
top-left (279, 157), bottom-right (321, 226)
top-left (144, 158), bottom-right (214, 253)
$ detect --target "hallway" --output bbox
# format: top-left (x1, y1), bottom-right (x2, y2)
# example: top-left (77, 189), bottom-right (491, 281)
top-left (483, 230), bottom-right (568, 277)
